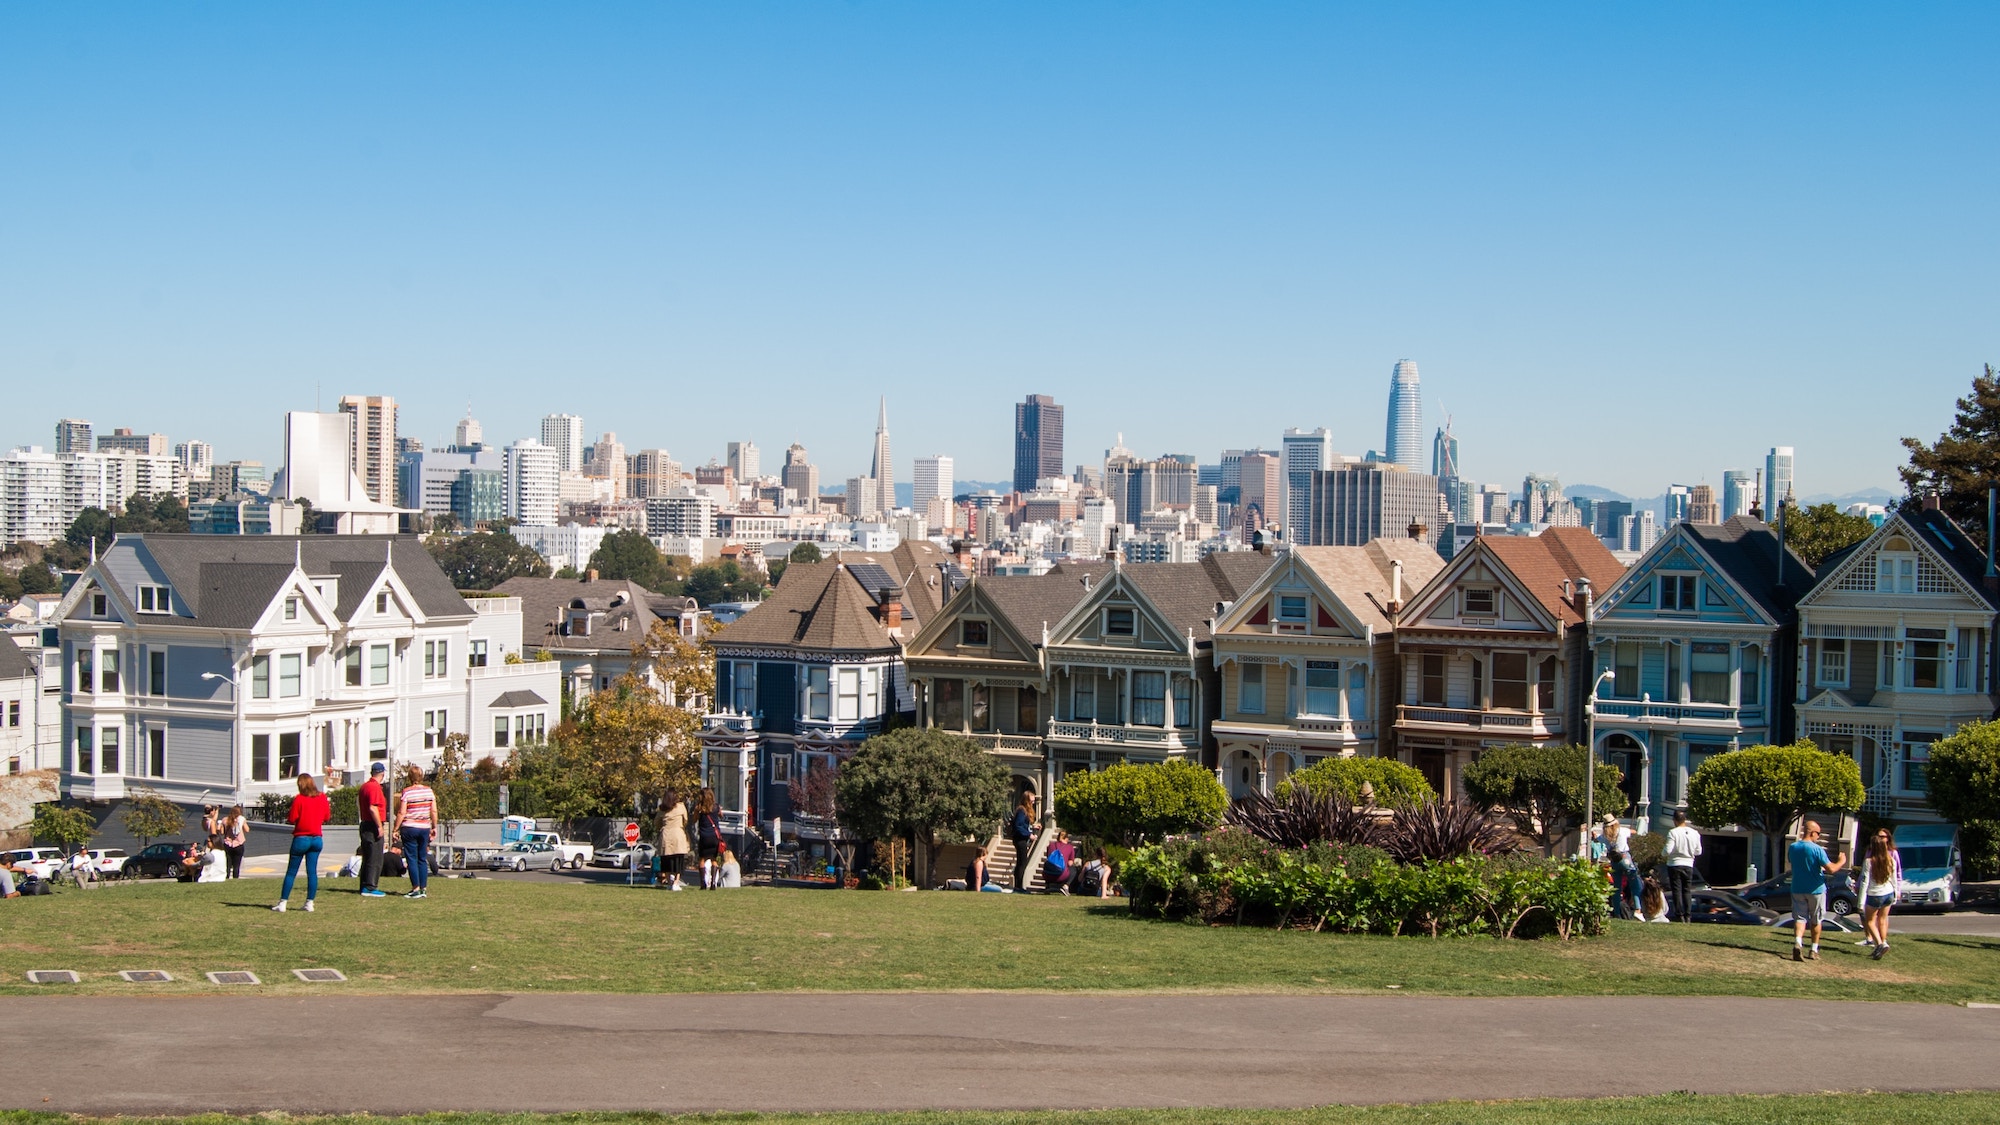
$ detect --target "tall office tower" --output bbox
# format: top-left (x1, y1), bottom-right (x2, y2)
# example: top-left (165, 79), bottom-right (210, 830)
top-left (913, 455), bottom-right (954, 510)
top-left (55, 419), bottom-right (92, 455)
top-left (337, 395), bottom-right (398, 506)
top-left (1520, 473), bottom-right (1563, 525)
top-left (1764, 446), bottom-right (1795, 517)
top-left (1147, 457), bottom-right (1198, 511)
top-left (1688, 483), bottom-right (1721, 524)
top-left (584, 432), bottom-right (628, 497)
top-left (503, 439), bottom-right (560, 525)
top-left (727, 441), bottom-right (760, 483)
top-left (1217, 449), bottom-right (1248, 506)
top-left (454, 410), bottom-right (484, 451)
top-left (1444, 478), bottom-right (1478, 525)
top-left (1592, 499), bottom-right (1633, 540)
top-left (1192, 484), bottom-right (1219, 527)
top-left (1480, 484), bottom-right (1513, 526)
top-left (1013, 393), bottom-right (1064, 494)
top-left (99, 428), bottom-right (170, 456)
top-left (1102, 437), bottom-right (1144, 524)
top-left (782, 443), bottom-right (820, 511)
top-left (1664, 484), bottom-right (1692, 525)
top-left (173, 440), bottom-right (214, 479)
top-left (868, 398), bottom-right (893, 517)
top-left (1237, 450), bottom-right (1283, 543)
top-left (1721, 469), bottom-right (1754, 519)
top-left (1281, 428), bottom-right (1335, 539)
top-left (626, 449), bottom-right (682, 499)
top-left (1384, 359), bottom-right (1423, 471)
top-left (1431, 421), bottom-right (1460, 481)
top-left (540, 413), bottom-right (585, 473)
top-left (1307, 463), bottom-right (1441, 547)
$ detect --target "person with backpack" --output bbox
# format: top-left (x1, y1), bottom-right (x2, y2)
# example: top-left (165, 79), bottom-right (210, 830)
top-left (693, 787), bottom-right (724, 889)
top-left (1042, 829), bottom-right (1077, 895)
top-left (1078, 847), bottom-right (1113, 898)
top-left (1009, 792), bottom-right (1037, 891)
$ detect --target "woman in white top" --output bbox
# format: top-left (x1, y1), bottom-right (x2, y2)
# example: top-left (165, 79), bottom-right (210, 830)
top-left (1857, 828), bottom-right (1902, 959)
top-left (717, 847), bottom-right (742, 888)
top-left (197, 837), bottom-right (228, 883)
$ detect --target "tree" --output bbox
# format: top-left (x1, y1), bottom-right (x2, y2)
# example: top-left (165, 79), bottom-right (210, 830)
top-left (1901, 364), bottom-right (2000, 545)
top-left (1687, 741), bottom-right (1865, 873)
top-left (1052, 759), bottom-right (1227, 846)
top-left (1778, 503), bottom-right (1876, 570)
top-left (429, 733), bottom-right (480, 842)
top-left (835, 728), bottom-right (1012, 887)
top-left (685, 560), bottom-right (765, 606)
top-left (16, 560), bottom-right (59, 595)
top-left (424, 530), bottom-right (551, 590)
top-left (121, 788), bottom-right (186, 849)
top-left (789, 543), bottom-right (823, 564)
top-left (1924, 719), bottom-right (2000, 825)
top-left (1460, 744), bottom-right (1625, 855)
top-left (1276, 755), bottom-right (1435, 810)
top-left (788, 760), bottom-right (839, 820)
top-left (33, 803), bottom-right (98, 856)
top-left (587, 530), bottom-right (685, 593)
top-left (65, 507), bottom-right (114, 550)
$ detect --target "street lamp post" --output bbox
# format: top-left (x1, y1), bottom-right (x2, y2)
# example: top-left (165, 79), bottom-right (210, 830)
top-left (1580, 668), bottom-right (1617, 859)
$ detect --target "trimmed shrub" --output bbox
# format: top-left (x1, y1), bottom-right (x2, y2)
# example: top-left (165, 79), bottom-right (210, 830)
top-left (1054, 759), bottom-right (1228, 846)
top-left (1277, 756), bottom-right (1434, 810)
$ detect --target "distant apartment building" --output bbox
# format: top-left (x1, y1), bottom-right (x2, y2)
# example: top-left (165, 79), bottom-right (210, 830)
top-left (1013, 394), bottom-right (1064, 494)
top-left (782, 444), bottom-right (820, 513)
top-left (98, 428), bottom-right (169, 456)
top-left (1764, 446), bottom-right (1795, 517)
top-left (646, 493), bottom-right (720, 539)
top-left (1688, 483), bottom-right (1721, 524)
top-left (626, 449), bottom-right (682, 499)
top-left (503, 439), bottom-right (560, 526)
top-left (1305, 462), bottom-right (1439, 547)
top-left (1722, 470), bottom-right (1755, 519)
top-left (726, 441), bottom-right (759, 483)
top-left (453, 412), bottom-right (484, 451)
top-left (173, 441), bottom-right (214, 482)
top-left (188, 494), bottom-right (305, 535)
top-left (541, 414), bottom-right (585, 473)
top-left (509, 524), bottom-right (609, 573)
top-left (583, 433), bottom-right (628, 498)
top-left (0, 448), bottom-right (187, 548)
top-left (338, 395), bottom-right (398, 507)
top-left (54, 419), bottom-right (92, 455)
top-left (1665, 485), bottom-right (1691, 525)
top-left (1281, 428), bottom-right (1335, 539)
top-left (398, 448), bottom-right (506, 514)
top-left (1237, 451), bottom-right (1282, 543)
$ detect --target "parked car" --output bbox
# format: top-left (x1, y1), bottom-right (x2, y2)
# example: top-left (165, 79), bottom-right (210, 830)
top-left (123, 841), bottom-right (202, 880)
top-left (1685, 889), bottom-right (1780, 926)
top-left (1773, 912), bottom-right (1862, 932)
top-left (4, 847), bottom-right (66, 879)
top-left (78, 848), bottom-right (130, 878)
top-left (522, 831), bottom-right (593, 869)
top-left (487, 841), bottom-right (561, 873)
top-left (1739, 872), bottom-right (1858, 917)
top-left (593, 843), bottom-right (656, 870)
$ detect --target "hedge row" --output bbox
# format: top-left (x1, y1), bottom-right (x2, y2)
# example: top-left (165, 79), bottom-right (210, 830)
top-left (1120, 829), bottom-right (1610, 940)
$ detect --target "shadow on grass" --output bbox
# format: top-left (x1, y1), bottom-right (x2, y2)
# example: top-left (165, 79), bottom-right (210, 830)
top-left (1911, 936), bottom-right (2000, 952)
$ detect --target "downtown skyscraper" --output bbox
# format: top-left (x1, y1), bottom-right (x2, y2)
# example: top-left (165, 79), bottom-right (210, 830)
top-left (1013, 393), bottom-right (1064, 493)
top-left (1384, 359), bottom-right (1422, 471)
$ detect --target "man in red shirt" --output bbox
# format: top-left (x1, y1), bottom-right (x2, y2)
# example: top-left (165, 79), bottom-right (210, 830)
top-left (358, 761), bottom-right (389, 898)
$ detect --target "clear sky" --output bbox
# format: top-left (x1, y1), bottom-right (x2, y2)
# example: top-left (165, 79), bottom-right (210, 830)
top-left (3, 5), bottom-right (1995, 499)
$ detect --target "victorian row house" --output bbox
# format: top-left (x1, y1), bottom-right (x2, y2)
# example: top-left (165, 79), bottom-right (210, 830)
top-left (58, 534), bottom-right (560, 806)
top-left (494, 575), bottom-right (707, 708)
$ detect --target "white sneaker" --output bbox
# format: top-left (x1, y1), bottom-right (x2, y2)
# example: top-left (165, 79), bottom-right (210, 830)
top-left (272, 901), bottom-right (287, 912)
top-left (670, 884), bottom-right (683, 891)
top-left (304, 900), bottom-right (314, 913)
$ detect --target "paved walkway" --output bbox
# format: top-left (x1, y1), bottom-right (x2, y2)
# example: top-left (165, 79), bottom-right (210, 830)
top-left (3, 993), bottom-right (1998, 1114)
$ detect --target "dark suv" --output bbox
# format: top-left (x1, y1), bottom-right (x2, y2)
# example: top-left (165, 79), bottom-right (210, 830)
top-left (1738, 871), bottom-right (1858, 916)
top-left (123, 841), bottom-right (202, 881)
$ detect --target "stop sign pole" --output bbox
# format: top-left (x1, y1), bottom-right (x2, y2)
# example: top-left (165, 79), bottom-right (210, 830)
top-left (625, 822), bottom-right (641, 885)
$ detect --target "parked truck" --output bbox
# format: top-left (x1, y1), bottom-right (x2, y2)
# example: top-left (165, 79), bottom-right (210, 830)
top-left (1893, 824), bottom-right (1962, 908)
top-left (521, 830), bottom-right (593, 869)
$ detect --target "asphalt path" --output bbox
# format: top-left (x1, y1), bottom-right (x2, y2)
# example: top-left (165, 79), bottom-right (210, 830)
top-left (4, 993), bottom-right (1997, 1114)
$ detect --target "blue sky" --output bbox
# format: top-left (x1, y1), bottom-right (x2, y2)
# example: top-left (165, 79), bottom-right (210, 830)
top-left (2, 5), bottom-right (1995, 498)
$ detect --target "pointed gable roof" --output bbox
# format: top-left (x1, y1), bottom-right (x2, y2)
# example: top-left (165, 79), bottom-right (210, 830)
top-left (975, 563), bottom-right (1112, 642)
top-left (1475, 527), bottom-right (1625, 627)
top-left (1807, 504), bottom-right (2000, 609)
top-left (0, 638), bottom-right (37, 680)
top-left (1685, 516), bottom-right (1813, 619)
top-left (95, 534), bottom-right (470, 630)
top-left (1290, 539), bottom-right (1446, 632)
top-left (714, 561), bottom-right (900, 652)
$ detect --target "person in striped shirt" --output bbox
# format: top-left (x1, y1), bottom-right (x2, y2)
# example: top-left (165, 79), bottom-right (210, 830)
top-left (393, 766), bottom-right (438, 900)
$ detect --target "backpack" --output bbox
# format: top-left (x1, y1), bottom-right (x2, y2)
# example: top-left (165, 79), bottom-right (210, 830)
top-left (1042, 849), bottom-right (1068, 883)
top-left (1076, 866), bottom-right (1102, 897)
top-left (21, 876), bottom-right (50, 896)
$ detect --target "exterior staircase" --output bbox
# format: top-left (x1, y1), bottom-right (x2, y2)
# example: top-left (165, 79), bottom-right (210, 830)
top-left (975, 823), bottom-right (1056, 892)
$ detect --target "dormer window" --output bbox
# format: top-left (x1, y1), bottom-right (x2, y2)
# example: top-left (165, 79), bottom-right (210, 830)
top-left (1105, 607), bottom-right (1136, 637)
top-left (91, 593), bottom-right (108, 617)
top-left (136, 585), bottom-right (171, 614)
top-left (1462, 588), bottom-right (1495, 616)
top-left (284, 597), bottom-right (300, 621)
top-left (961, 620), bottom-right (990, 646)
top-left (1277, 596), bottom-right (1308, 622)
top-left (1876, 554), bottom-right (1916, 594)
top-left (1660, 575), bottom-right (1697, 612)
top-left (376, 591), bottom-right (391, 614)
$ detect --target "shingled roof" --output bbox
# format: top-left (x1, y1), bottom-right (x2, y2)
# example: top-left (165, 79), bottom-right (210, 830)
top-left (492, 576), bottom-right (694, 653)
top-left (1680, 516), bottom-right (1816, 619)
top-left (1292, 538), bottom-right (1447, 631)
top-left (1477, 527), bottom-right (1626, 627)
top-left (0, 637), bottom-right (37, 680)
top-left (102, 535), bottom-right (471, 629)
top-left (715, 561), bottom-right (904, 652)
top-left (973, 562), bottom-right (1114, 644)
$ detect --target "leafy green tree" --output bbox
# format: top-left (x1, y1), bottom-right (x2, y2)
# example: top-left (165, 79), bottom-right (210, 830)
top-left (1901, 364), bottom-right (2000, 545)
top-left (1778, 503), bottom-right (1877, 570)
top-left (1053, 760), bottom-right (1227, 846)
top-left (685, 560), bottom-right (765, 606)
top-left (16, 560), bottom-right (59, 595)
top-left (835, 728), bottom-right (1012, 886)
top-left (65, 507), bottom-right (114, 550)
top-left (120, 788), bottom-right (186, 849)
top-left (1925, 719), bottom-right (2000, 825)
top-left (1687, 741), bottom-right (1866, 873)
top-left (429, 733), bottom-right (481, 842)
top-left (1277, 755), bottom-right (1435, 810)
top-left (1461, 744), bottom-right (1625, 855)
top-left (424, 530), bottom-right (552, 590)
top-left (789, 543), bottom-right (823, 564)
top-left (586, 530), bottom-right (685, 593)
top-left (33, 804), bottom-right (98, 855)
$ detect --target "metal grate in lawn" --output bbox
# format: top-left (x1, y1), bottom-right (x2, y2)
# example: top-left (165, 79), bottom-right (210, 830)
top-left (205, 971), bottom-right (261, 985)
top-left (25, 970), bottom-right (79, 984)
top-left (118, 970), bottom-right (173, 983)
top-left (292, 968), bottom-right (348, 982)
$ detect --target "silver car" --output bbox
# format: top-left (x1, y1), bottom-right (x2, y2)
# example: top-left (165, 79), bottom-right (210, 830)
top-left (487, 841), bottom-right (562, 873)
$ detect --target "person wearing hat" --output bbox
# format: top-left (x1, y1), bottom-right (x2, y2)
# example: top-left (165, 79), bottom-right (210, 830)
top-left (1603, 813), bottom-right (1640, 920)
top-left (357, 760), bottom-right (391, 898)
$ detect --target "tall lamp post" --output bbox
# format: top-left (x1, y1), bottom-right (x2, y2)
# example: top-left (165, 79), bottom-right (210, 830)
top-left (1579, 668), bottom-right (1617, 859)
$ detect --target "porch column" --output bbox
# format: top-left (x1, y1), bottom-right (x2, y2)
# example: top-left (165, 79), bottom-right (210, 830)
top-left (1161, 672), bottom-right (1175, 730)
top-left (1119, 668), bottom-right (1132, 726)
top-left (1728, 644), bottom-right (1742, 708)
top-left (1527, 656), bottom-right (1541, 715)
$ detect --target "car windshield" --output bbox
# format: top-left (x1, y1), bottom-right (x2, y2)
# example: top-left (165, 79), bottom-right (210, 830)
top-left (1899, 845), bottom-right (1952, 870)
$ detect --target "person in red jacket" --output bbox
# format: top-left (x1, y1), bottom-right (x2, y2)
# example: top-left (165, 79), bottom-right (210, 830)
top-left (274, 773), bottom-right (331, 913)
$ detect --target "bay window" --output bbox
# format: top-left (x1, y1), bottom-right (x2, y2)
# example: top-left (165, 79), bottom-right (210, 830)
top-left (1132, 671), bottom-right (1166, 726)
top-left (1492, 653), bottom-right (1528, 710)
top-left (807, 666), bottom-right (830, 720)
top-left (251, 655), bottom-right (270, 699)
top-left (1418, 653), bottom-right (1445, 706)
top-left (278, 653), bottom-right (302, 698)
top-left (1303, 661), bottom-right (1340, 716)
top-left (1690, 642), bottom-right (1731, 704)
top-left (1238, 663), bottom-right (1264, 714)
top-left (1173, 675), bottom-right (1193, 728)
top-left (1906, 629), bottom-right (1945, 689)
top-left (1817, 640), bottom-right (1847, 687)
top-left (935, 678), bottom-right (963, 729)
top-left (1614, 642), bottom-right (1640, 698)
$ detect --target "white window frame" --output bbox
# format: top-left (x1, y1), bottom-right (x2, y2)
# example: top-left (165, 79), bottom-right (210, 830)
top-left (1462, 588), bottom-right (1496, 616)
top-left (136, 585), bottom-right (171, 614)
top-left (277, 652), bottom-right (303, 698)
top-left (836, 667), bottom-right (862, 722)
top-left (1239, 662), bottom-right (1265, 714)
top-left (367, 716), bottom-right (389, 760)
top-left (369, 644), bottom-right (391, 687)
top-left (1817, 639), bottom-right (1848, 688)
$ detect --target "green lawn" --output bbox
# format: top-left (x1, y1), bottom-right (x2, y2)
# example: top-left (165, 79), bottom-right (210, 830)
top-left (5, 1095), bottom-right (2000, 1125)
top-left (3, 878), bottom-right (1996, 1000)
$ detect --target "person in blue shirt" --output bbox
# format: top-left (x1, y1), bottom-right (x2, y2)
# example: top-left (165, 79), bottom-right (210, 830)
top-left (1787, 820), bottom-right (1848, 962)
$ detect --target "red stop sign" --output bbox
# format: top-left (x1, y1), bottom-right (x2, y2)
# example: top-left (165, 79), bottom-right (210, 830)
top-left (624, 822), bottom-right (641, 845)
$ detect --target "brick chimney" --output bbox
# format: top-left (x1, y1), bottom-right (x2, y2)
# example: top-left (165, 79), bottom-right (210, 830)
top-left (585, 568), bottom-right (599, 583)
top-left (1924, 492), bottom-right (1943, 511)
top-left (879, 584), bottom-right (904, 631)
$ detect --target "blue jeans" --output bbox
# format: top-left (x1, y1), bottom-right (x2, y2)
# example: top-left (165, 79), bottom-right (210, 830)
top-left (401, 828), bottom-right (431, 889)
top-left (281, 836), bottom-right (323, 901)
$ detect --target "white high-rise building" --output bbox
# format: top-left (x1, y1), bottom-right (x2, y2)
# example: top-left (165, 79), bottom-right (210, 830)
top-left (55, 420), bottom-right (92, 455)
top-left (540, 414), bottom-right (585, 473)
top-left (1722, 469), bottom-right (1755, 519)
top-left (913, 455), bottom-right (953, 509)
top-left (584, 432), bottom-right (627, 498)
top-left (337, 395), bottom-right (398, 507)
top-left (1764, 446), bottom-right (1795, 518)
top-left (1280, 427), bottom-right (1335, 540)
top-left (727, 441), bottom-right (760, 483)
top-left (1384, 360), bottom-right (1423, 471)
top-left (174, 440), bottom-right (214, 480)
top-left (0, 448), bottom-right (187, 548)
top-left (454, 410), bottom-right (484, 450)
top-left (504, 439), bottom-right (560, 526)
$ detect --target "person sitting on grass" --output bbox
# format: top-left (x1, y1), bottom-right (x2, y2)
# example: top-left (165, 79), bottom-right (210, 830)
top-left (1640, 875), bottom-right (1670, 922)
top-left (717, 846), bottom-right (742, 888)
top-left (1078, 848), bottom-right (1114, 898)
top-left (1042, 830), bottom-right (1077, 895)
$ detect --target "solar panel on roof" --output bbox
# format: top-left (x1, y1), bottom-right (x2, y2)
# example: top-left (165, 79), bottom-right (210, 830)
top-left (847, 563), bottom-right (897, 598)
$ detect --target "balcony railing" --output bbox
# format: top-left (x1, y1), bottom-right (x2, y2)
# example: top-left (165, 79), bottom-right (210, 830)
top-left (1396, 705), bottom-right (1561, 734)
top-left (1593, 700), bottom-right (1748, 727)
top-left (1046, 720), bottom-right (1198, 749)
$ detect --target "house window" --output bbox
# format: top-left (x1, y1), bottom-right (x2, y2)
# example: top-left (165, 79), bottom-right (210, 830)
top-left (515, 713), bottom-right (545, 743)
top-left (6, 701), bottom-right (18, 727)
top-left (469, 640), bottom-right (488, 668)
top-left (251, 655), bottom-right (270, 699)
top-left (1238, 663), bottom-right (1264, 714)
top-left (1284, 664), bottom-right (1298, 718)
top-left (836, 668), bottom-right (862, 721)
top-left (73, 728), bottom-right (92, 774)
top-left (1017, 687), bottom-right (1040, 731)
top-left (368, 717), bottom-right (388, 760)
top-left (1877, 555), bottom-right (1916, 594)
top-left (1906, 628), bottom-right (1946, 689)
top-left (934, 678), bottom-right (963, 728)
top-left (376, 591), bottom-right (391, 613)
top-left (1304, 661), bottom-right (1340, 716)
top-left (1904, 735), bottom-right (1938, 791)
top-left (1690, 642), bottom-right (1731, 704)
top-left (863, 667), bottom-right (883, 717)
top-left (1347, 665), bottom-right (1367, 721)
top-left (345, 646), bottom-right (363, 686)
top-left (1536, 656), bottom-right (1557, 710)
top-left (730, 661), bottom-right (755, 713)
top-left (284, 597), bottom-right (299, 621)
top-left (1104, 607), bottom-right (1136, 637)
top-left (1173, 675), bottom-right (1193, 728)
top-left (100, 649), bottom-right (119, 694)
top-left (1739, 646), bottom-right (1762, 705)
top-left (278, 732), bottom-right (301, 779)
top-left (77, 649), bottom-right (94, 694)
top-left (1471, 658), bottom-right (1484, 705)
top-left (149, 650), bottom-right (167, 696)
top-left (92, 593), bottom-right (107, 617)
top-left (100, 727), bottom-right (120, 775)
top-left (137, 585), bottom-right (171, 613)
top-left (370, 645), bottom-right (391, 686)
top-left (1818, 640), bottom-right (1848, 687)
top-left (1132, 671), bottom-right (1166, 726)
top-left (494, 716), bottom-right (510, 748)
top-left (1613, 642), bottom-right (1640, 698)
top-left (808, 666), bottom-right (831, 720)
top-left (1278, 596), bottom-right (1308, 622)
top-left (148, 728), bottom-right (165, 777)
top-left (1491, 653), bottom-right (1528, 710)
top-left (769, 754), bottom-right (791, 785)
top-left (961, 620), bottom-right (990, 646)
top-left (251, 733), bottom-right (269, 781)
top-left (424, 640), bottom-right (449, 679)
top-left (1462, 588), bottom-right (1495, 616)
top-left (424, 709), bottom-right (449, 749)
top-left (1660, 575), bottom-right (1697, 612)
top-left (278, 653), bottom-right (302, 698)
top-left (1419, 654), bottom-right (1446, 706)
top-left (1073, 674), bottom-right (1097, 721)
top-left (970, 683), bottom-right (992, 731)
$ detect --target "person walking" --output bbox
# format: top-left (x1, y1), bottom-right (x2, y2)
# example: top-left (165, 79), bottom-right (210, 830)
top-left (393, 765), bottom-right (437, 900)
top-left (1857, 827), bottom-right (1902, 960)
top-left (1788, 819), bottom-right (1848, 962)
top-left (693, 788), bottom-right (724, 889)
top-left (220, 805), bottom-right (249, 879)
top-left (273, 773), bottom-right (331, 913)
top-left (1009, 793), bottom-right (1038, 892)
top-left (1602, 814), bottom-right (1640, 919)
top-left (657, 789), bottom-right (689, 891)
top-left (357, 761), bottom-right (390, 898)
top-left (1662, 809), bottom-right (1703, 923)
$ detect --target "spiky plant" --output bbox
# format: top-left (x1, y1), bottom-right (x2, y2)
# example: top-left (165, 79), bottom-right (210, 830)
top-left (1386, 798), bottom-right (1519, 864)
top-left (1226, 787), bottom-right (1389, 850)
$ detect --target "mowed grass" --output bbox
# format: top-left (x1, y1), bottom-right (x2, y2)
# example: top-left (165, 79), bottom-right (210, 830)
top-left (3, 878), bottom-right (1998, 1000)
top-left (7, 1096), bottom-right (2000, 1125)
